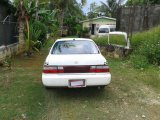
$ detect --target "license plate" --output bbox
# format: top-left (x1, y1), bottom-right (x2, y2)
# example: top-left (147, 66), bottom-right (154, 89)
top-left (69, 80), bottom-right (85, 88)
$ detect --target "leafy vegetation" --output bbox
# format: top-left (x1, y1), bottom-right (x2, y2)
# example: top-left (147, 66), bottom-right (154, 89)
top-left (32, 21), bottom-right (47, 44)
top-left (75, 24), bottom-right (83, 37)
top-left (82, 27), bottom-right (90, 38)
top-left (131, 26), bottom-right (160, 66)
top-left (13, 0), bottom-right (58, 56)
top-left (99, 0), bottom-right (126, 17)
top-left (93, 35), bottom-right (127, 46)
top-left (130, 55), bottom-right (149, 69)
top-left (50, 0), bottom-right (86, 36)
top-left (24, 22), bottom-right (42, 56)
top-left (92, 26), bottom-right (160, 68)
top-left (12, 0), bottom-right (86, 55)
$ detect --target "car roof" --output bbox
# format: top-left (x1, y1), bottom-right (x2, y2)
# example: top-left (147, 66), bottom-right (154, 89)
top-left (55, 38), bottom-right (93, 42)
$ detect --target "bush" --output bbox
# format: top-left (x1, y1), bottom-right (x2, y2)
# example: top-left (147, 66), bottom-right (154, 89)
top-left (32, 21), bottom-right (47, 44)
top-left (110, 35), bottom-right (127, 46)
top-left (137, 37), bottom-right (160, 65)
top-left (50, 24), bottom-right (59, 38)
top-left (24, 22), bottom-right (42, 56)
top-left (130, 55), bottom-right (149, 69)
top-left (82, 27), bottom-right (89, 38)
top-left (92, 36), bottom-right (108, 46)
top-left (75, 24), bottom-right (82, 37)
top-left (131, 26), bottom-right (160, 65)
top-left (93, 35), bottom-right (127, 46)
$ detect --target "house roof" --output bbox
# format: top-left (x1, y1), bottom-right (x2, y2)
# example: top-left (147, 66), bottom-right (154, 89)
top-left (80, 16), bottom-right (116, 23)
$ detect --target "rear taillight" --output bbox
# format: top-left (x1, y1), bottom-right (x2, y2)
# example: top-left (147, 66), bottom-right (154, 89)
top-left (90, 65), bottom-right (109, 73)
top-left (43, 66), bottom-right (64, 74)
top-left (43, 65), bottom-right (109, 73)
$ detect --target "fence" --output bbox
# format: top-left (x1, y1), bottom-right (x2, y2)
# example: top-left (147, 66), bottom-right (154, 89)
top-left (0, 21), bottom-right (18, 46)
top-left (0, 3), bottom-right (18, 46)
top-left (117, 5), bottom-right (160, 36)
top-left (0, 3), bottom-right (26, 63)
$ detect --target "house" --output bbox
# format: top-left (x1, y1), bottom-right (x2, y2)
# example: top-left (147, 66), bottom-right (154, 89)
top-left (80, 16), bottom-right (116, 36)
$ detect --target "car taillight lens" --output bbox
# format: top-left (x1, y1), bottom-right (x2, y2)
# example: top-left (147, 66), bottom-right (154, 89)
top-left (43, 66), bottom-right (64, 73)
top-left (43, 65), bottom-right (109, 73)
top-left (90, 65), bottom-right (109, 73)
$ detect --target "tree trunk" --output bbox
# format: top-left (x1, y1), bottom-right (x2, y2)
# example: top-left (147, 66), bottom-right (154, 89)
top-left (35, 0), bottom-right (39, 20)
top-left (60, 10), bottom-right (64, 37)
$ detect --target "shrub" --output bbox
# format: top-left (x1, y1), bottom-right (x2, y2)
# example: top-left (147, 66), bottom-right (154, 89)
top-left (131, 26), bottom-right (160, 65)
top-left (130, 55), bottom-right (149, 69)
top-left (32, 21), bottom-right (47, 44)
top-left (24, 22), bottom-right (42, 56)
top-left (75, 24), bottom-right (82, 37)
top-left (109, 35), bottom-right (127, 46)
top-left (137, 37), bottom-right (160, 65)
top-left (93, 35), bottom-right (127, 46)
top-left (50, 24), bottom-right (59, 38)
top-left (92, 36), bottom-right (108, 46)
top-left (82, 27), bottom-right (89, 38)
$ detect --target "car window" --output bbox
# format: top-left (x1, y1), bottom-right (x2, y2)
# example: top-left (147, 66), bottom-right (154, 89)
top-left (51, 40), bottom-right (99, 54)
top-left (98, 28), bottom-right (109, 33)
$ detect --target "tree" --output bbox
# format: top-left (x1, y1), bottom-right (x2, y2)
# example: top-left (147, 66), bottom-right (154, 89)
top-left (50, 0), bottom-right (86, 36)
top-left (87, 2), bottom-right (100, 19)
top-left (100, 0), bottom-right (126, 17)
top-left (14, 0), bottom-right (36, 55)
top-left (13, 0), bottom-right (55, 56)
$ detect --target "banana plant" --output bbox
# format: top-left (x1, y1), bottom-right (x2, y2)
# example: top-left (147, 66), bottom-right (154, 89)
top-left (25, 22), bottom-right (42, 56)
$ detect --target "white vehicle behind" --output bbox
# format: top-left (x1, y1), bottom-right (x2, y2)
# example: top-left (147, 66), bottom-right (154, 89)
top-left (97, 25), bottom-right (116, 36)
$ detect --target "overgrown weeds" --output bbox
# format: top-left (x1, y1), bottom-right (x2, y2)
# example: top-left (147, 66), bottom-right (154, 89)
top-left (130, 26), bottom-right (160, 67)
top-left (93, 35), bottom-right (127, 46)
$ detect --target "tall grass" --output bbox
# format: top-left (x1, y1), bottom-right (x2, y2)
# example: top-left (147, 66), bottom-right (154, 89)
top-left (93, 35), bottom-right (127, 46)
top-left (131, 26), bottom-right (160, 66)
top-left (131, 26), bottom-right (160, 49)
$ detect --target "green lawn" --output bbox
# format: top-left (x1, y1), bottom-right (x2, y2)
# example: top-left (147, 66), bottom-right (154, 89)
top-left (0, 39), bottom-right (160, 120)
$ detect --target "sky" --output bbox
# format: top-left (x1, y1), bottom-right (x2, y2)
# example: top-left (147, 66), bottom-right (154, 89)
top-left (9, 0), bottom-right (111, 14)
top-left (77, 0), bottom-right (106, 14)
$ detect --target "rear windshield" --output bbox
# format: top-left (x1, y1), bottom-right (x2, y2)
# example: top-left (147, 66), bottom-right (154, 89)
top-left (51, 40), bottom-right (99, 54)
top-left (98, 28), bottom-right (109, 33)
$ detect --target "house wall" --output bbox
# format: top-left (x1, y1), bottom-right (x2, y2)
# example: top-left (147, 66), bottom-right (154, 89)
top-left (83, 18), bottom-right (116, 28)
top-left (82, 18), bottom-right (116, 35)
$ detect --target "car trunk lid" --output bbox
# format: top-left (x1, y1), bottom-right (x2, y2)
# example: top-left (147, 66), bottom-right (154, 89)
top-left (47, 54), bottom-right (106, 66)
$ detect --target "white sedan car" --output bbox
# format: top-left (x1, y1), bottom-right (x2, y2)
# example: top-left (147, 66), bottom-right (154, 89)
top-left (42, 38), bottom-right (111, 88)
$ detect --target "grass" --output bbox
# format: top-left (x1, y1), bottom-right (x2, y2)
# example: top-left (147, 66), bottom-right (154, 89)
top-left (93, 35), bottom-right (127, 46)
top-left (130, 26), bottom-right (160, 66)
top-left (131, 26), bottom-right (160, 49)
top-left (0, 39), bottom-right (160, 120)
top-left (0, 56), bottom-right (47, 120)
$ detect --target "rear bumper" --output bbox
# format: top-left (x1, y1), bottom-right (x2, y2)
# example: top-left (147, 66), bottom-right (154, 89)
top-left (42, 73), bottom-right (111, 87)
